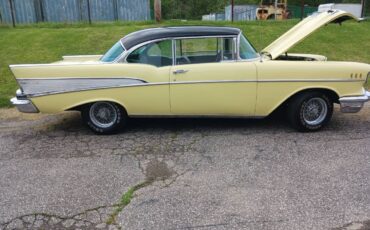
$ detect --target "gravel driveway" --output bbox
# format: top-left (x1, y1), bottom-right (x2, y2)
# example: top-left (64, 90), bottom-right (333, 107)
top-left (0, 105), bottom-right (369, 230)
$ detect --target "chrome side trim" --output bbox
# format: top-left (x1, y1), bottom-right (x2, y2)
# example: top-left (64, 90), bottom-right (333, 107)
top-left (18, 78), bottom-right (147, 97)
top-left (22, 77), bottom-right (354, 82)
top-left (129, 114), bottom-right (266, 119)
top-left (171, 80), bottom-right (255, 84)
top-left (30, 82), bottom-right (168, 97)
top-left (29, 80), bottom-right (255, 97)
top-left (17, 77), bottom-right (146, 81)
top-left (19, 78), bottom-right (365, 98)
top-left (257, 79), bottom-right (364, 82)
top-left (10, 97), bottom-right (39, 113)
top-left (339, 90), bottom-right (370, 113)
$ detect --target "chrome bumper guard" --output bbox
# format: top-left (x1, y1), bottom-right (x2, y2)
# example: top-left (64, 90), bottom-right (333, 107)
top-left (339, 91), bottom-right (370, 113)
top-left (10, 90), bottom-right (39, 113)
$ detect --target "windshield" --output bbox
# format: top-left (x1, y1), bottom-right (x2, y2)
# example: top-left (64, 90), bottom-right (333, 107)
top-left (239, 35), bottom-right (259, 60)
top-left (101, 41), bottom-right (125, 62)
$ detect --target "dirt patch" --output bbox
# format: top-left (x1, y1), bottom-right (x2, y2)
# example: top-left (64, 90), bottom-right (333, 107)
top-left (0, 108), bottom-right (81, 132)
top-left (0, 108), bottom-right (47, 121)
top-left (145, 159), bottom-right (175, 181)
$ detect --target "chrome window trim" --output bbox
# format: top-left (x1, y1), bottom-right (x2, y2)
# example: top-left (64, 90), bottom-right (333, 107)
top-left (237, 33), bottom-right (241, 60)
top-left (173, 35), bottom-right (238, 65)
top-left (120, 35), bottom-right (239, 65)
top-left (233, 37), bottom-right (238, 60)
top-left (172, 39), bottom-right (176, 66)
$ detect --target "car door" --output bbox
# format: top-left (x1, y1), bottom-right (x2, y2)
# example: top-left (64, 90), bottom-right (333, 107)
top-left (170, 36), bottom-right (257, 116)
top-left (122, 39), bottom-right (173, 115)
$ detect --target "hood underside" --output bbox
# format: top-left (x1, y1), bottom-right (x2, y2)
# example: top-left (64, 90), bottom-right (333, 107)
top-left (261, 10), bottom-right (360, 59)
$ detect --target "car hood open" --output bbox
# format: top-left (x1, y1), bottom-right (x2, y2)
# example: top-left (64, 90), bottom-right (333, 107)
top-left (261, 10), bottom-right (361, 60)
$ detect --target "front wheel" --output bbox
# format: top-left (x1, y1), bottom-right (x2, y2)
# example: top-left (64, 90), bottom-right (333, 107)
top-left (81, 101), bottom-right (127, 134)
top-left (287, 92), bottom-right (333, 132)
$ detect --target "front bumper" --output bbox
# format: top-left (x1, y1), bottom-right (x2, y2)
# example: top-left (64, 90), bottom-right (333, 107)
top-left (339, 91), bottom-right (370, 113)
top-left (10, 90), bottom-right (39, 113)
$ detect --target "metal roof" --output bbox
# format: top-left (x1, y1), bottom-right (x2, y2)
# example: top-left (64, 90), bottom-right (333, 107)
top-left (120, 26), bottom-right (241, 50)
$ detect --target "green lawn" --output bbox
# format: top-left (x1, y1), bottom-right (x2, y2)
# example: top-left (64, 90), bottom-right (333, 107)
top-left (0, 20), bottom-right (369, 107)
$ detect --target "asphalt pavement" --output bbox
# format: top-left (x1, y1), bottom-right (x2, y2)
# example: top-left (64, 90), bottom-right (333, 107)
top-left (0, 104), bottom-right (369, 230)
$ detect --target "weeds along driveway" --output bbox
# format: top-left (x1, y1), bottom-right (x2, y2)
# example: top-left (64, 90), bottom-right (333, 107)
top-left (0, 105), bottom-right (369, 230)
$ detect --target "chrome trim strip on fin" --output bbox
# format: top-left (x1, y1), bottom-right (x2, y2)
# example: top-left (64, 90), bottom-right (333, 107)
top-left (18, 77), bottom-right (147, 97)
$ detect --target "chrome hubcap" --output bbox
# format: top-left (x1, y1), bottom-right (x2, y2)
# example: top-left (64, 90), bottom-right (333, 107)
top-left (302, 97), bottom-right (328, 126)
top-left (89, 102), bottom-right (117, 128)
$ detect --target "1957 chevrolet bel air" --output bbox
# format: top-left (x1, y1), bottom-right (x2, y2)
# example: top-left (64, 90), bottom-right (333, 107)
top-left (10, 10), bottom-right (370, 134)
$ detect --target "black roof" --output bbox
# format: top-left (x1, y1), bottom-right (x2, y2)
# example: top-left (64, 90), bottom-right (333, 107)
top-left (120, 26), bottom-right (241, 50)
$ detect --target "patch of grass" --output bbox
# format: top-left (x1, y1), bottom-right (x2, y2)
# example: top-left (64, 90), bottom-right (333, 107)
top-left (0, 97), bottom-right (11, 107)
top-left (0, 20), bottom-right (369, 108)
top-left (106, 181), bottom-right (150, 225)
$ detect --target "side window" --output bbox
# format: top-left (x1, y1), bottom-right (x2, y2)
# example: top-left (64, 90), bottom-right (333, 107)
top-left (175, 37), bottom-right (235, 65)
top-left (239, 35), bottom-right (259, 60)
top-left (126, 40), bottom-right (173, 67)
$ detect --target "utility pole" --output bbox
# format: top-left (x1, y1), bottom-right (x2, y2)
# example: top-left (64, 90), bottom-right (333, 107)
top-left (154, 0), bottom-right (161, 22)
top-left (300, 0), bottom-right (304, 20)
top-left (360, 0), bottom-right (365, 17)
top-left (231, 0), bottom-right (234, 22)
top-left (9, 0), bottom-right (16, 27)
top-left (87, 0), bottom-right (92, 24)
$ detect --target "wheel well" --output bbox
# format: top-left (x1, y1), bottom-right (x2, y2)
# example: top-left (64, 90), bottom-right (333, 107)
top-left (271, 88), bottom-right (339, 116)
top-left (66, 101), bottom-right (127, 112)
top-left (286, 88), bottom-right (339, 105)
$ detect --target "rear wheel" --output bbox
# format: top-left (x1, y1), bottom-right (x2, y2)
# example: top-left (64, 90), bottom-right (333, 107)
top-left (287, 92), bottom-right (333, 131)
top-left (81, 101), bottom-right (127, 134)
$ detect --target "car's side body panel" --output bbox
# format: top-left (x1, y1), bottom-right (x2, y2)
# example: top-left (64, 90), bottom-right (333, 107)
top-left (255, 61), bottom-right (368, 116)
top-left (31, 85), bottom-right (170, 115)
top-left (169, 62), bottom-right (257, 116)
top-left (11, 63), bottom-right (172, 115)
top-left (11, 60), bottom-right (369, 117)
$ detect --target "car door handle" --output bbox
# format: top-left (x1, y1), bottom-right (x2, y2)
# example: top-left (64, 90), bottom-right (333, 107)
top-left (173, 69), bottom-right (189, 74)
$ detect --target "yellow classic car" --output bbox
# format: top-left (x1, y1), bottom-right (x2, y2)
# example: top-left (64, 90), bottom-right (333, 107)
top-left (10, 10), bottom-right (370, 134)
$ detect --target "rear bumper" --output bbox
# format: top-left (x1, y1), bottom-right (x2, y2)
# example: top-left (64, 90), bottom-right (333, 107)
top-left (339, 91), bottom-right (370, 113)
top-left (10, 89), bottom-right (39, 113)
